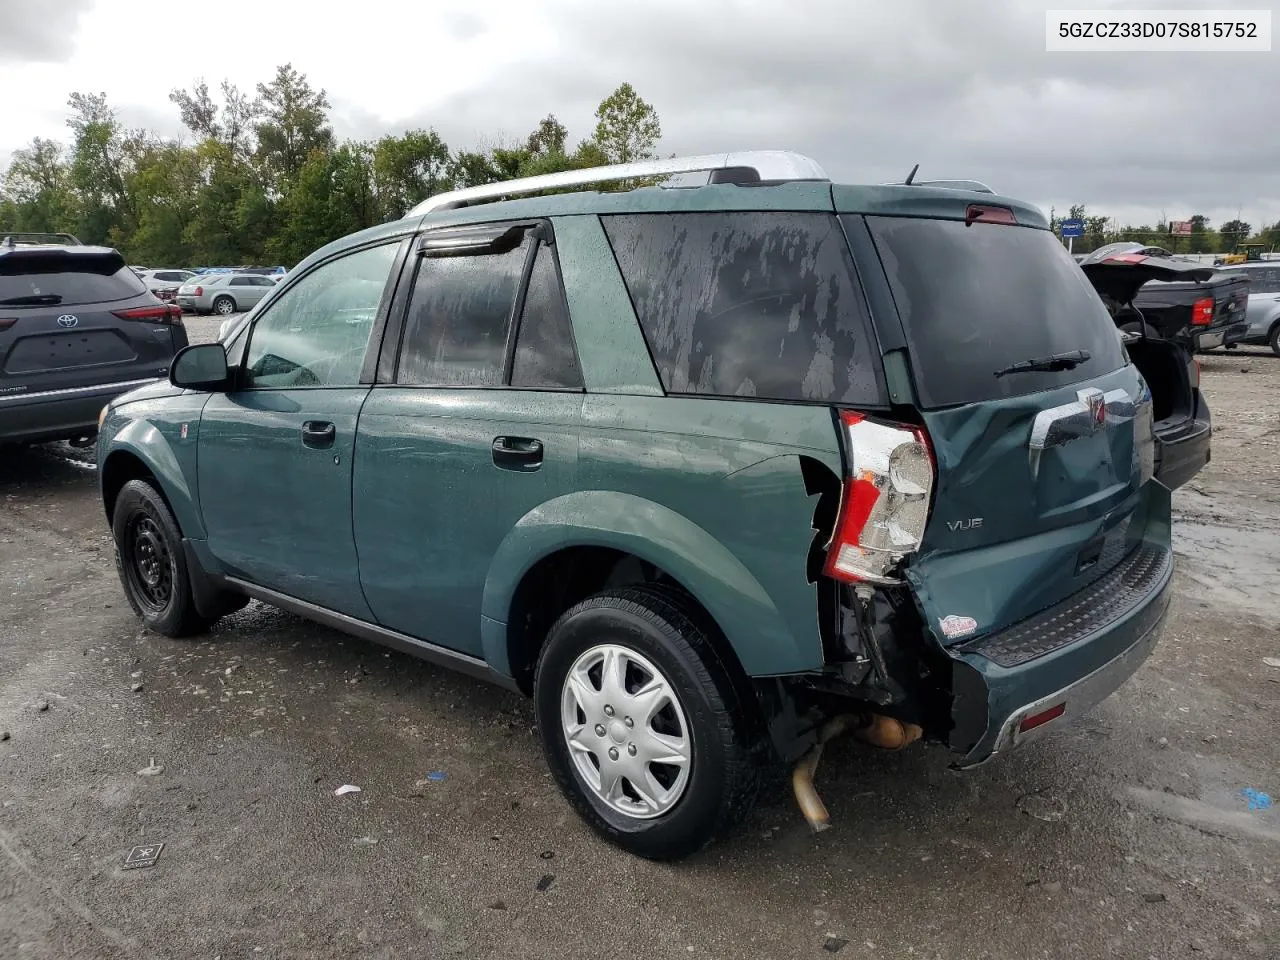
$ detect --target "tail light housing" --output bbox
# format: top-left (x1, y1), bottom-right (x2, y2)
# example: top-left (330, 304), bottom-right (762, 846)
top-left (112, 304), bottom-right (184, 325)
top-left (192, 286), bottom-right (204, 297)
top-left (1190, 297), bottom-right (1214, 326)
top-left (0, 318), bottom-right (15, 331)
top-left (823, 412), bottom-right (936, 585)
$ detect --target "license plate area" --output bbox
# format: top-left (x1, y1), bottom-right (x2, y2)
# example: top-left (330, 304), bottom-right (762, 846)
top-left (3, 330), bottom-right (136, 374)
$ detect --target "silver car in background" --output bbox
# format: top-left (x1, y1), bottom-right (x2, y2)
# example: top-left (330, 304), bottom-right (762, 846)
top-left (1215, 262), bottom-right (1280, 355)
top-left (177, 272), bottom-right (278, 316)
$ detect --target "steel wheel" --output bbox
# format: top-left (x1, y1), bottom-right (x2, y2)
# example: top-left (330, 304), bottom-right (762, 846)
top-left (560, 643), bottom-right (692, 819)
top-left (124, 514), bottom-right (174, 611)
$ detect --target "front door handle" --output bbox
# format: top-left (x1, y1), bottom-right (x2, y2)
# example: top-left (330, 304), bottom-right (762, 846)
top-left (301, 421), bottom-right (336, 449)
top-left (492, 436), bottom-right (544, 471)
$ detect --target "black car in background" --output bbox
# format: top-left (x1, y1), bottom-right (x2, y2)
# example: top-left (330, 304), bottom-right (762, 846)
top-left (0, 233), bottom-right (187, 447)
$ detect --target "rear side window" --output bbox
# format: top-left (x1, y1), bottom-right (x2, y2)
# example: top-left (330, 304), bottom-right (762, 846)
top-left (602, 212), bottom-right (884, 405)
top-left (397, 243), bottom-right (525, 386)
top-left (1221, 267), bottom-right (1280, 294)
top-left (863, 216), bottom-right (1127, 408)
top-left (0, 252), bottom-right (147, 307)
top-left (511, 245), bottom-right (582, 390)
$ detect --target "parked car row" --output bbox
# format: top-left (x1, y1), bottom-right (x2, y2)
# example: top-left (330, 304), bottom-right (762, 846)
top-left (177, 272), bottom-right (278, 315)
top-left (92, 152), bottom-right (1211, 860)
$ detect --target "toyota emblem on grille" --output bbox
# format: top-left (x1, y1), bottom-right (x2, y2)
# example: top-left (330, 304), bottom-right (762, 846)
top-left (56, 314), bottom-right (79, 328)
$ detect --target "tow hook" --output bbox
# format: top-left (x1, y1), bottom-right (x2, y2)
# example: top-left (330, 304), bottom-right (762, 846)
top-left (792, 712), bottom-right (923, 832)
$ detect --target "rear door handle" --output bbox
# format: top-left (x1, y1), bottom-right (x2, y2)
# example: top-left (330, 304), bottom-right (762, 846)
top-left (492, 436), bottom-right (543, 471)
top-left (301, 421), bottom-right (336, 449)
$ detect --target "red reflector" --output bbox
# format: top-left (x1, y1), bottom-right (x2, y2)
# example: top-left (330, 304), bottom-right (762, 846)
top-left (1106, 253), bottom-right (1148, 264)
top-left (0, 318), bottom-right (15, 331)
top-left (1018, 702), bottom-right (1066, 733)
top-left (965, 204), bottom-right (1017, 226)
top-left (1190, 297), bottom-right (1214, 326)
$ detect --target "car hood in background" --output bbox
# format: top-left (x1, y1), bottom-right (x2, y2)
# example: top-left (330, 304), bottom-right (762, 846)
top-left (1079, 242), bottom-right (1216, 305)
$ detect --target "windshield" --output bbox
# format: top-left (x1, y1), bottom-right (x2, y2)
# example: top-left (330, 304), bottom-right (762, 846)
top-left (862, 216), bottom-right (1126, 407)
top-left (0, 251), bottom-right (147, 306)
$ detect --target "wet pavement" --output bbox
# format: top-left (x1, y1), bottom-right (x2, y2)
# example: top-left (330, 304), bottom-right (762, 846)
top-left (1, 342), bottom-right (1277, 959)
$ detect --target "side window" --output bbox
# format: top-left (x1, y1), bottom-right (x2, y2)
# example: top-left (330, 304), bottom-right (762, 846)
top-left (601, 212), bottom-right (883, 405)
top-left (243, 242), bottom-right (398, 389)
top-left (1259, 268), bottom-right (1280, 294)
top-left (397, 240), bottom-right (526, 386)
top-left (511, 245), bottom-right (582, 390)
top-left (230, 276), bottom-right (251, 286)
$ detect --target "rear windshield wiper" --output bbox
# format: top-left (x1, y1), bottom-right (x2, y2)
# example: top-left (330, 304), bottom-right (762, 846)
top-left (0, 294), bottom-right (63, 306)
top-left (994, 349), bottom-right (1091, 378)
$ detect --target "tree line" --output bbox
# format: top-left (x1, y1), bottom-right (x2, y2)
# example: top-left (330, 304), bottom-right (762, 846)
top-left (1049, 204), bottom-right (1280, 256)
top-left (5, 67), bottom-right (1276, 266)
top-left (0, 65), bottom-right (662, 267)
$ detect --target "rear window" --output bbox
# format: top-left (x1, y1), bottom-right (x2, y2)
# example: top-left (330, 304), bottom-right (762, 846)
top-left (602, 212), bottom-right (884, 405)
top-left (863, 216), bottom-right (1126, 407)
top-left (0, 251), bottom-right (147, 307)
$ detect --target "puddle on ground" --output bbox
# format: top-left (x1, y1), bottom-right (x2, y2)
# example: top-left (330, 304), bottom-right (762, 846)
top-left (1172, 518), bottom-right (1280, 621)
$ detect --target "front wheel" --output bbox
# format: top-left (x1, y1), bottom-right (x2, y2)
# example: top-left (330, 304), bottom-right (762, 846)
top-left (112, 479), bottom-right (212, 637)
top-left (534, 585), bottom-right (761, 860)
top-left (212, 296), bottom-right (236, 316)
top-left (1270, 324), bottom-right (1280, 357)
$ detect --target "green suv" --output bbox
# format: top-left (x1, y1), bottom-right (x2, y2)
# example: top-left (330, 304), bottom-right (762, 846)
top-left (97, 152), bottom-right (1185, 859)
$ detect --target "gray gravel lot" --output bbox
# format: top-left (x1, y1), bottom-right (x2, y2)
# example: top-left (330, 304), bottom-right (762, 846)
top-left (1, 337), bottom-right (1277, 959)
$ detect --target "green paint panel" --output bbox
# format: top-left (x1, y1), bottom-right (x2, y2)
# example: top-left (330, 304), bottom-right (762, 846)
top-left (832, 184), bottom-right (1049, 229)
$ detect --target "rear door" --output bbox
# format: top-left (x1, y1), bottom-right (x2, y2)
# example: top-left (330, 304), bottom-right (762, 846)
top-left (0, 247), bottom-right (176, 396)
top-left (354, 221), bottom-right (584, 657)
top-left (845, 210), bottom-right (1159, 646)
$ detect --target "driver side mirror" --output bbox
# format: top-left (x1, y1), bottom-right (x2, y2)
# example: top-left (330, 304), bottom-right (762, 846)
top-left (170, 343), bottom-right (230, 391)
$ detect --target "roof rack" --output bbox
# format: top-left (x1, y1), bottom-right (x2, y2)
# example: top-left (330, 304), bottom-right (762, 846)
top-left (916, 179), bottom-right (995, 194)
top-left (406, 151), bottom-right (829, 217)
top-left (1, 232), bottom-right (83, 247)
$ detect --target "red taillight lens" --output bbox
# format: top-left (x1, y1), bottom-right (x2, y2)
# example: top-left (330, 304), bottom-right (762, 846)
top-left (1106, 253), bottom-right (1149, 264)
top-left (823, 411), bottom-right (936, 585)
top-left (194, 286), bottom-right (203, 297)
top-left (1191, 297), bottom-right (1214, 326)
top-left (113, 304), bottom-right (183, 325)
top-left (965, 204), bottom-right (1017, 226)
top-left (0, 318), bottom-right (16, 331)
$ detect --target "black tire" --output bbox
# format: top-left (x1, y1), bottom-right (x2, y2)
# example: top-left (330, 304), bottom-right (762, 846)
top-left (1270, 324), bottom-right (1280, 357)
top-left (534, 584), bottom-right (761, 860)
top-left (212, 296), bottom-right (236, 317)
top-left (112, 479), bottom-right (212, 637)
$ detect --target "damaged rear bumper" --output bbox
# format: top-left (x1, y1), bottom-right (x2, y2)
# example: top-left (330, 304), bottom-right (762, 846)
top-left (947, 542), bottom-right (1174, 768)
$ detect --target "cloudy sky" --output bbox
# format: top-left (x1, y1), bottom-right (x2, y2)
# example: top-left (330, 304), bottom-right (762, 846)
top-left (1, 0), bottom-right (1276, 230)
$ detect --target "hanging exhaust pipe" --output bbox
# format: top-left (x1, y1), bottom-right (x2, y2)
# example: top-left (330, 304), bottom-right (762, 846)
top-left (792, 712), bottom-right (924, 832)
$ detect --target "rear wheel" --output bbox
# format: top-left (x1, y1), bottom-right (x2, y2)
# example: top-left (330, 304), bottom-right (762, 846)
top-left (212, 295), bottom-right (236, 316)
top-left (1270, 323), bottom-right (1280, 357)
top-left (112, 479), bottom-right (211, 637)
top-left (534, 585), bottom-right (760, 860)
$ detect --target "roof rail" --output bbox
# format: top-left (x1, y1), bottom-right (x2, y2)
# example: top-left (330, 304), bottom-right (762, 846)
top-left (407, 151), bottom-right (829, 217)
top-left (1, 232), bottom-right (83, 247)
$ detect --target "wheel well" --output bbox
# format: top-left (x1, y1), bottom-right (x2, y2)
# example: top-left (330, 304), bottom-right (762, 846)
top-left (504, 547), bottom-right (745, 697)
top-left (101, 451), bottom-right (161, 526)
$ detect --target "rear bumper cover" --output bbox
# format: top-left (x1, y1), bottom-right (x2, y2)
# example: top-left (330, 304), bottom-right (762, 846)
top-left (948, 541), bottom-right (1174, 767)
top-left (0, 378), bottom-right (161, 444)
top-left (1195, 322), bottom-right (1249, 351)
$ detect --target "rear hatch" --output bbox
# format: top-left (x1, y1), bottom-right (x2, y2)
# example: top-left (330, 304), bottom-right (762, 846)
top-left (0, 247), bottom-right (182, 397)
top-left (838, 201), bottom-right (1161, 647)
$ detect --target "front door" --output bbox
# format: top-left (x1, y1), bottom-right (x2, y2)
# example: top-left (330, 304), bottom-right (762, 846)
top-left (197, 240), bottom-right (403, 618)
top-left (355, 224), bottom-right (585, 656)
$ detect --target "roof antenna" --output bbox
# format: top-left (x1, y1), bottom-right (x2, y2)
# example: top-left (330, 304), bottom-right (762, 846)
top-left (904, 163), bottom-right (920, 186)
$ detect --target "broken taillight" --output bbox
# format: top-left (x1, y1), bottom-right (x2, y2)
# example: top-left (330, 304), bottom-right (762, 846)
top-left (1190, 297), bottom-right (1214, 326)
top-left (823, 412), bottom-right (936, 585)
top-left (113, 304), bottom-right (183, 325)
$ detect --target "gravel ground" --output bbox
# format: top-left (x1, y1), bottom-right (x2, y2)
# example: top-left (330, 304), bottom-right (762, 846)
top-left (0, 341), bottom-right (1277, 960)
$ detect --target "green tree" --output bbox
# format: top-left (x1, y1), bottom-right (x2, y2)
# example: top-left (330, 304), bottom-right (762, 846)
top-left (254, 64), bottom-right (334, 190)
top-left (1, 137), bottom-right (77, 232)
top-left (373, 130), bottom-right (451, 219)
top-left (1187, 214), bottom-right (1212, 254)
top-left (66, 91), bottom-right (133, 242)
top-left (591, 83), bottom-right (661, 164)
top-left (526, 114), bottom-right (568, 156)
top-left (1218, 218), bottom-right (1250, 252)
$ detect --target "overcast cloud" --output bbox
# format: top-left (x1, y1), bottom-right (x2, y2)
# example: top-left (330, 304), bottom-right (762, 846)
top-left (0, 0), bottom-right (1275, 229)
